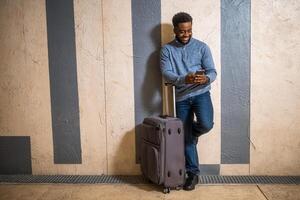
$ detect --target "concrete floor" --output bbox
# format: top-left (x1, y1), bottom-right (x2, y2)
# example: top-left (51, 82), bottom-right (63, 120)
top-left (0, 184), bottom-right (299, 200)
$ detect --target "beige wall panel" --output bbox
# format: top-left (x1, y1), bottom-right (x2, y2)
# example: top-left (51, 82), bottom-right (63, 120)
top-left (103, 0), bottom-right (139, 175)
top-left (0, 0), bottom-right (50, 136)
top-left (44, 0), bottom-right (107, 175)
top-left (72, 0), bottom-right (107, 174)
top-left (35, 0), bottom-right (108, 175)
top-left (251, 0), bottom-right (300, 175)
top-left (161, 0), bottom-right (221, 164)
top-left (220, 164), bottom-right (250, 175)
top-left (0, 0), bottom-right (108, 175)
top-left (0, 0), bottom-right (55, 174)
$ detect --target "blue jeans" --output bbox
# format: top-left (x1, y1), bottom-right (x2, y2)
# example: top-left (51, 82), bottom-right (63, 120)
top-left (176, 91), bottom-right (214, 175)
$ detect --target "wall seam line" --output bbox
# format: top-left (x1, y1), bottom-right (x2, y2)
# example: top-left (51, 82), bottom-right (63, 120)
top-left (249, 0), bottom-right (252, 176)
top-left (100, 0), bottom-right (109, 175)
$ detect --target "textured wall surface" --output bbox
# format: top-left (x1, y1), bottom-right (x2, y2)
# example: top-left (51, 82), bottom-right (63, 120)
top-left (221, 0), bottom-right (250, 165)
top-left (132, 0), bottom-right (162, 126)
top-left (73, 0), bottom-right (107, 174)
top-left (131, 0), bottom-right (162, 165)
top-left (103, 0), bottom-right (139, 175)
top-left (0, 0), bottom-right (53, 174)
top-left (0, 0), bottom-right (299, 175)
top-left (250, 0), bottom-right (300, 175)
top-left (46, 0), bottom-right (82, 164)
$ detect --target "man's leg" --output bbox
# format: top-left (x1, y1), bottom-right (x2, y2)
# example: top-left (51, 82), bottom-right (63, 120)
top-left (192, 91), bottom-right (214, 137)
top-left (176, 98), bottom-right (199, 190)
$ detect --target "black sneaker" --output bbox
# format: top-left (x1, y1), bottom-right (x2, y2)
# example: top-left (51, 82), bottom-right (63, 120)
top-left (183, 173), bottom-right (198, 191)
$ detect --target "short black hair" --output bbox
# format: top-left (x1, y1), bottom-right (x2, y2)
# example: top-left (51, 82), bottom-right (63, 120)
top-left (172, 12), bottom-right (193, 27)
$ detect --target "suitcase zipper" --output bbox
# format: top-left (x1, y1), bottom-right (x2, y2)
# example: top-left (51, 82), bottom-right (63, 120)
top-left (142, 139), bottom-right (160, 149)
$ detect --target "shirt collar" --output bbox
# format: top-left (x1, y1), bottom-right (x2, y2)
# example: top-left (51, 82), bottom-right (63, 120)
top-left (173, 37), bottom-right (193, 47)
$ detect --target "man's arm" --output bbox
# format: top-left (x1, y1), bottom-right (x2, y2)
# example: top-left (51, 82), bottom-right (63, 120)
top-left (160, 45), bottom-right (215, 85)
top-left (160, 47), bottom-right (186, 86)
top-left (200, 44), bottom-right (217, 84)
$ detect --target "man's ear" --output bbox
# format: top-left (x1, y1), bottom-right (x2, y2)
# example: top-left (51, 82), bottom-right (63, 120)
top-left (173, 27), bottom-right (177, 34)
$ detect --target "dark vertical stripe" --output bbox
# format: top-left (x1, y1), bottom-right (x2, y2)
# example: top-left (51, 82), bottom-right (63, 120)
top-left (0, 136), bottom-right (32, 174)
top-left (132, 0), bottom-right (162, 163)
top-left (46, 0), bottom-right (82, 164)
top-left (221, 0), bottom-right (251, 164)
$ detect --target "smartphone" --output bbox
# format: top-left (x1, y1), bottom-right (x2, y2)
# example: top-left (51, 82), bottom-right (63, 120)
top-left (195, 69), bottom-right (205, 75)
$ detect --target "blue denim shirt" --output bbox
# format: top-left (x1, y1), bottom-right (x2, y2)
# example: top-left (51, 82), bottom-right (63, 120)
top-left (160, 38), bottom-right (217, 102)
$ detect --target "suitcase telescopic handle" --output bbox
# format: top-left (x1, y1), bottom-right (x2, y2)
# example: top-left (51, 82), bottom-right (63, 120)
top-left (164, 82), bottom-right (176, 118)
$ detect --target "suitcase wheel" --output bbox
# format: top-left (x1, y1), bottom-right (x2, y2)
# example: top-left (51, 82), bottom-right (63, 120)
top-left (163, 187), bottom-right (170, 194)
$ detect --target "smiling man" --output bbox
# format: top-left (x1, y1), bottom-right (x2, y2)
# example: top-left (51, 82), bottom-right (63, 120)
top-left (160, 12), bottom-right (217, 191)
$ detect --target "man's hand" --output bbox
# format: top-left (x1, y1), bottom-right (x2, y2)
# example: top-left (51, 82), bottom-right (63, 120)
top-left (185, 73), bottom-right (195, 84)
top-left (194, 74), bottom-right (209, 85)
top-left (185, 73), bottom-right (209, 85)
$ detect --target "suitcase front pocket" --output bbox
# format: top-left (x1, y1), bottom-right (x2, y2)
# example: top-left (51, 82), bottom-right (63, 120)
top-left (141, 141), bottom-right (160, 184)
top-left (141, 123), bottom-right (161, 145)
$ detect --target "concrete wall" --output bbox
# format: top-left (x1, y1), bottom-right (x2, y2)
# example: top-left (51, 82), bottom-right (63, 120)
top-left (0, 0), bottom-right (299, 175)
top-left (250, 0), bottom-right (300, 175)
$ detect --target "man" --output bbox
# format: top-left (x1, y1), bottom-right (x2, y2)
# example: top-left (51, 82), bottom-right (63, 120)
top-left (160, 12), bottom-right (217, 191)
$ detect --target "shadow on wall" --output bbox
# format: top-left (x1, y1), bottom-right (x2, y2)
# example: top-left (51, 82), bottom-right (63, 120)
top-left (140, 24), bottom-right (163, 115)
top-left (140, 23), bottom-right (174, 115)
top-left (161, 23), bottom-right (174, 45)
top-left (136, 23), bottom-right (174, 164)
top-left (112, 128), bottom-right (140, 175)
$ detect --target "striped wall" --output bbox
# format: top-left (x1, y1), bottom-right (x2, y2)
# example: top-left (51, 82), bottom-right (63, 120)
top-left (0, 0), bottom-right (299, 176)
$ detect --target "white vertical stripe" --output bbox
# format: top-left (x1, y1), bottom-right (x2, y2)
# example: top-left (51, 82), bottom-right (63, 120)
top-left (74, 0), bottom-right (107, 174)
top-left (250, 0), bottom-right (300, 175)
top-left (103, 0), bottom-right (139, 175)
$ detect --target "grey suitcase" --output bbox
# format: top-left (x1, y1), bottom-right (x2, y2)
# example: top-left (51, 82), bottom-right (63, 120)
top-left (140, 85), bottom-right (185, 193)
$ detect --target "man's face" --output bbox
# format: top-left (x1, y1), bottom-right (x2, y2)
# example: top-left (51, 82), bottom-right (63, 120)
top-left (174, 22), bottom-right (192, 44)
